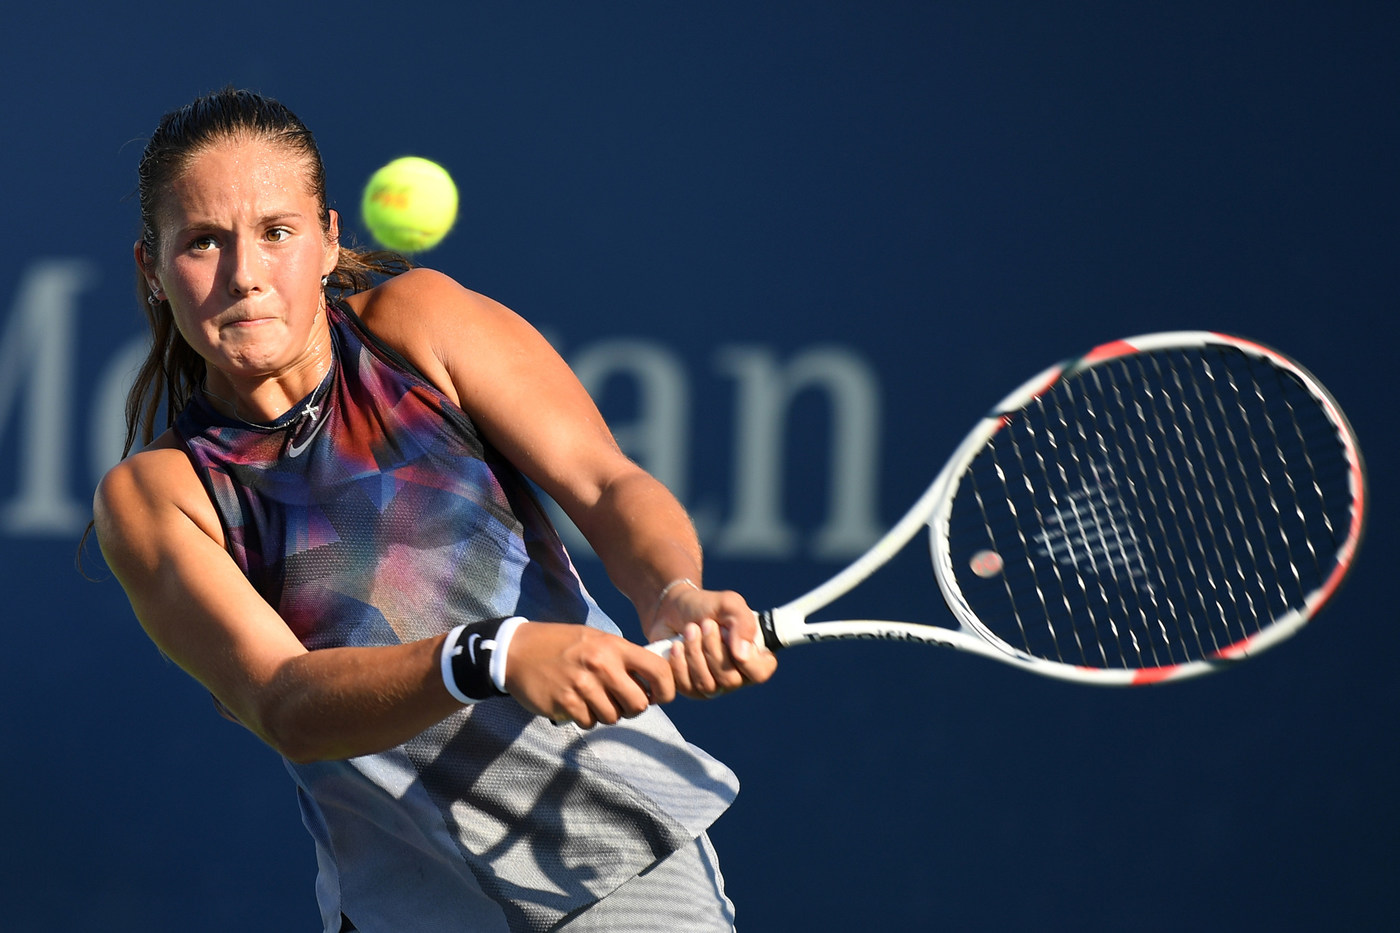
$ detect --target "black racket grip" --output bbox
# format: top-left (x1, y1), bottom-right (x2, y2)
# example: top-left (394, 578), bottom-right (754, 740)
top-left (757, 610), bottom-right (783, 652)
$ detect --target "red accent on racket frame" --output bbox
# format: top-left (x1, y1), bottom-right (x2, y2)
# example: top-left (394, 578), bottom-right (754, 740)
top-left (1081, 339), bottom-right (1140, 363)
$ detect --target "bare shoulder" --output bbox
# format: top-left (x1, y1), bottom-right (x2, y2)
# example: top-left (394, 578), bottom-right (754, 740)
top-left (344, 267), bottom-right (514, 338)
top-left (93, 430), bottom-right (224, 561)
top-left (342, 267), bottom-right (554, 404)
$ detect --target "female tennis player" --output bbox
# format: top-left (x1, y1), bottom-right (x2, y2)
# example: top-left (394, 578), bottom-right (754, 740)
top-left (93, 87), bottom-right (775, 933)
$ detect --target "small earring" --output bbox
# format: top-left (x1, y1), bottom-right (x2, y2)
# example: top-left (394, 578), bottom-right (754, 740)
top-left (321, 275), bottom-right (329, 287)
top-left (148, 294), bottom-right (160, 305)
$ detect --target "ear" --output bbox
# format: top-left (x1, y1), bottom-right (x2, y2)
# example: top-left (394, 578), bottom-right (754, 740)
top-left (323, 209), bottom-right (342, 277)
top-left (133, 240), bottom-right (163, 298)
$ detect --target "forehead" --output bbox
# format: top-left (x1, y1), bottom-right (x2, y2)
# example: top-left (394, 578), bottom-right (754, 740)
top-left (160, 136), bottom-right (319, 220)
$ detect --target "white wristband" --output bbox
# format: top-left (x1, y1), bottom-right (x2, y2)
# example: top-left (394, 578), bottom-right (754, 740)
top-left (440, 624), bottom-right (475, 705)
top-left (490, 616), bottom-right (526, 694)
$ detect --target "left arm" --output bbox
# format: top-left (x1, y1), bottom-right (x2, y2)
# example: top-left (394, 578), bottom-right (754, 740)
top-left (348, 269), bottom-right (776, 698)
top-left (562, 458), bottom-right (772, 697)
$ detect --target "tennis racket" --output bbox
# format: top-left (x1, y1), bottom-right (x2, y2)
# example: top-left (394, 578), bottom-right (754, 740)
top-left (652, 332), bottom-right (1366, 685)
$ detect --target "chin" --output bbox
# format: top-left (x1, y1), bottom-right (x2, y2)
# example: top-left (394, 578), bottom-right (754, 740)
top-left (214, 347), bottom-right (289, 378)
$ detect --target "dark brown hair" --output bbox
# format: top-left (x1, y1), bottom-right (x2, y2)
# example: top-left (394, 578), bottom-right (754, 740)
top-left (125, 87), bottom-right (409, 455)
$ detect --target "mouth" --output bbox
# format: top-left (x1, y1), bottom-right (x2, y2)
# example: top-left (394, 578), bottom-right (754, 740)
top-left (221, 316), bottom-right (276, 329)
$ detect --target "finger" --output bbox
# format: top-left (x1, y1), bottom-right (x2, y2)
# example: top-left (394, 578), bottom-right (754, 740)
top-left (732, 642), bottom-right (778, 685)
top-left (666, 652), bottom-right (690, 697)
top-left (575, 678), bottom-right (629, 727)
top-left (602, 654), bottom-right (670, 717)
top-left (625, 643), bottom-right (677, 706)
top-left (554, 695), bottom-right (595, 730)
top-left (721, 616), bottom-right (777, 685)
top-left (666, 623), bottom-right (698, 696)
top-left (699, 619), bottom-right (747, 694)
top-left (684, 621), bottom-right (719, 697)
top-left (712, 595), bottom-right (771, 681)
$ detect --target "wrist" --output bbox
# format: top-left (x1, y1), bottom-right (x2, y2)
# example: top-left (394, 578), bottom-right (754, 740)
top-left (651, 577), bottom-right (699, 620)
top-left (440, 617), bottom-right (526, 704)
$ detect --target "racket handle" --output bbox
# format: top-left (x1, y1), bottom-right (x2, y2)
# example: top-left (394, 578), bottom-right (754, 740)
top-left (643, 611), bottom-right (781, 658)
top-left (644, 634), bottom-right (683, 658)
top-left (757, 609), bottom-right (781, 651)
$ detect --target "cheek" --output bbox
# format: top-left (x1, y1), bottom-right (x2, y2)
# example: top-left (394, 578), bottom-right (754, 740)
top-left (162, 256), bottom-right (213, 302)
top-left (167, 306), bottom-right (214, 355)
top-left (290, 247), bottom-right (334, 301)
top-left (283, 260), bottom-right (326, 308)
top-left (159, 263), bottom-right (219, 335)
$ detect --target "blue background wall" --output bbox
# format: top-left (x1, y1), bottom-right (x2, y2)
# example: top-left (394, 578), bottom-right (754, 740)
top-left (2, 3), bottom-right (1395, 930)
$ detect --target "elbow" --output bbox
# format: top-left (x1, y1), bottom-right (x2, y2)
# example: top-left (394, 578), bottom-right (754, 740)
top-left (261, 722), bottom-right (345, 765)
top-left (252, 695), bottom-right (390, 764)
top-left (259, 705), bottom-right (354, 764)
top-left (243, 689), bottom-right (339, 764)
top-left (281, 748), bottom-right (328, 766)
top-left (267, 732), bottom-right (326, 765)
top-left (251, 710), bottom-right (319, 764)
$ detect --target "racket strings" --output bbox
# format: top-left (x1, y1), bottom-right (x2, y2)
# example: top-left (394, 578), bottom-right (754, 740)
top-left (949, 345), bottom-right (1354, 669)
top-left (1059, 372), bottom-right (1169, 667)
top-left (1248, 365), bottom-right (1333, 582)
top-left (1139, 352), bottom-right (1244, 655)
top-left (1009, 363), bottom-right (1202, 668)
top-left (1041, 383), bottom-right (1131, 666)
top-left (1089, 365), bottom-right (1192, 666)
top-left (1191, 355), bottom-right (1310, 632)
top-left (969, 445), bottom-right (1066, 662)
top-left (1178, 357), bottom-right (1268, 636)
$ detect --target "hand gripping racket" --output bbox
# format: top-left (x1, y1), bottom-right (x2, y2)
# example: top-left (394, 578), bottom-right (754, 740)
top-left (654, 332), bottom-right (1366, 685)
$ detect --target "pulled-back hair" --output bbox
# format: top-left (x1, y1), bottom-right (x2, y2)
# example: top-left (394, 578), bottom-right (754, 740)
top-left (125, 87), bottom-right (409, 456)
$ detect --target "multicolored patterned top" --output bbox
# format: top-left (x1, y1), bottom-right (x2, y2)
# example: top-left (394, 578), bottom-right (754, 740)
top-left (175, 301), bottom-right (738, 933)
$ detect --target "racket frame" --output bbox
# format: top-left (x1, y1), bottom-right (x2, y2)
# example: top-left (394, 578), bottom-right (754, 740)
top-left (757, 331), bottom-right (1366, 686)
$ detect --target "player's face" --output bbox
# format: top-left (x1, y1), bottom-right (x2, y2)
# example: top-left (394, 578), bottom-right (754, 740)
top-left (140, 137), bottom-right (340, 390)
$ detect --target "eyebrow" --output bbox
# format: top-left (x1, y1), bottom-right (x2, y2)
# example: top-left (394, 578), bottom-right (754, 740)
top-left (174, 210), bottom-right (313, 235)
top-left (259, 211), bottom-right (311, 226)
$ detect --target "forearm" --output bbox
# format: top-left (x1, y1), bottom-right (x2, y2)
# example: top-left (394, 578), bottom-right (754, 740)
top-left (249, 636), bottom-right (461, 763)
top-left (568, 467), bottom-right (779, 697)
top-left (571, 469), bottom-right (705, 630)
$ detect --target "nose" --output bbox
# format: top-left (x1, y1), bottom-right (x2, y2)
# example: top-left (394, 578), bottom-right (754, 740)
top-left (224, 236), bottom-right (263, 297)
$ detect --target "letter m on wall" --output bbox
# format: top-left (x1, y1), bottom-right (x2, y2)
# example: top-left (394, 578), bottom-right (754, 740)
top-left (0, 260), bottom-right (95, 535)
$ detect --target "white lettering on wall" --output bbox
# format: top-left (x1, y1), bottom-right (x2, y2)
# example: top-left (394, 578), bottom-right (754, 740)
top-left (0, 260), bottom-right (97, 534)
top-left (713, 346), bottom-right (882, 559)
top-left (564, 340), bottom-right (883, 560)
top-left (1, 258), bottom-right (884, 559)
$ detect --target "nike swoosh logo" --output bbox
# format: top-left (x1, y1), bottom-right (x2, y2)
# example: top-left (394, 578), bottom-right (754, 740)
top-left (464, 632), bottom-right (499, 667)
top-left (285, 408), bottom-right (329, 458)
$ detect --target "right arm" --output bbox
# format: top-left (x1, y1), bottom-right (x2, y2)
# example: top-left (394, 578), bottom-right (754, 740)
top-left (93, 440), bottom-right (672, 761)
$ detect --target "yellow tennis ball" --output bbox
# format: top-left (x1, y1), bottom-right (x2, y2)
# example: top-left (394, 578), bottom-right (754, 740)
top-left (361, 156), bottom-right (459, 253)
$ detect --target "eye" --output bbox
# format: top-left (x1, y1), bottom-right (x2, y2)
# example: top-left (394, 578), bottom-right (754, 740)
top-left (266, 227), bottom-right (292, 242)
top-left (190, 235), bottom-right (217, 252)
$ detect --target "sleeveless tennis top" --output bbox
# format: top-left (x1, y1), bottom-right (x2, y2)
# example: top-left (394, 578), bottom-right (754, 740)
top-left (174, 300), bottom-right (738, 933)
